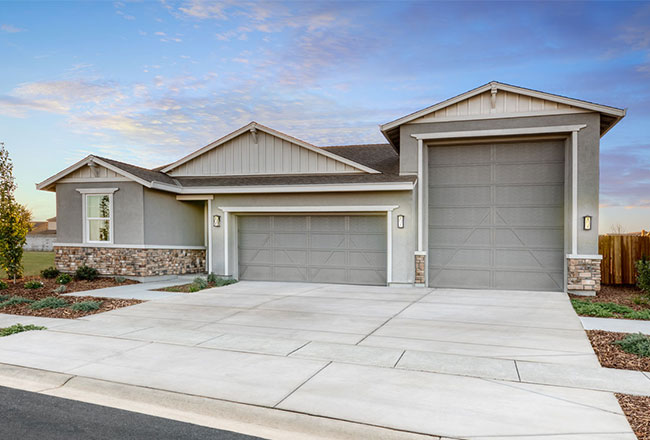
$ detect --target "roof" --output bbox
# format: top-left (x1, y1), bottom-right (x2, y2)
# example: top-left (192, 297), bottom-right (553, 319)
top-left (29, 221), bottom-right (56, 235)
top-left (380, 81), bottom-right (626, 150)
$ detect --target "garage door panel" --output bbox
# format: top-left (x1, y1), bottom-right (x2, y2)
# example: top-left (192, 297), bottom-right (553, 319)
top-left (429, 142), bottom-right (564, 291)
top-left (238, 215), bottom-right (386, 286)
top-left (429, 165), bottom-right (491, 185)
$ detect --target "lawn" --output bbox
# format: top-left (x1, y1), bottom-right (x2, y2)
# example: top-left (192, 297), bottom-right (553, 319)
top-left (0, 251), bottom-right (54, 279)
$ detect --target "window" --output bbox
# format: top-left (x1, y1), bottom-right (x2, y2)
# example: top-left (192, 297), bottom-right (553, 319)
top-left (85, 194), bottom-right (112, 242)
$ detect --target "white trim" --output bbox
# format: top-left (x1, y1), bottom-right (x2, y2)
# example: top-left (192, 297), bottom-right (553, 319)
top-left (409, 108), bottom-right (591, 124)
top-left (223, 211), bottom-right (229, 276)
top-left (208, 200), bottom-right (213, 275)
top-left (411, 125), bottom-right (587, 141)
top-left (54, 243), bottom-right (206, 250)
top-left (414, 251), bottom-right (427, 256)
top-left (218, 205), bottom-right (399, 213)
top-left (417, 139), bottom-right (424, 252)
top-left (380, 81), bottom-right (625, 133)
top-left (386, 212), bottom-right (392, 284)
top-left (566, 254), bottom-right (603, 260)
top-left (59, 177), bottom-right (131, 183)
top-left (176, 195), bottom-right (214, 201)
top-left (176, 182), bottom-right (414, 194)
top-left (571, 130), bottom-right (579, 255)
top-left (161, 122), bottom-right (381, 175)
top-left (76, 188), bottom-right (119, 194)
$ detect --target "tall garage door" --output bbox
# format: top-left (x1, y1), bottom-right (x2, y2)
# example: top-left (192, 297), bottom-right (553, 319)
top-left (428, 141), bottom-right (565, 291)
top-left (238, 215), bottom-right (387, 285)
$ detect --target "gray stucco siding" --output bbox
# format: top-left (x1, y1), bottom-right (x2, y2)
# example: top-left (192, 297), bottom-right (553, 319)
top-left (143, 188), bottom-right (205, 247)
top-left (400, 112), bottom-right (601, 256)
top-left (55, 181), bottom-right (145, 245)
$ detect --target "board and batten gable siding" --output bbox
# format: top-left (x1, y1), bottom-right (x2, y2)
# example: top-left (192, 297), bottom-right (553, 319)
top-left (60, 164), bottom-right (126, 181)
top-left (411, 90), bottom-right (586, 124)
top-left (168, 130), bottom-right (362, 176)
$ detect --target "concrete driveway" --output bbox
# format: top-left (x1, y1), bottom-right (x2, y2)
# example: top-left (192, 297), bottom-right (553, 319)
top-left (0, 282), bottom-right (640, 439)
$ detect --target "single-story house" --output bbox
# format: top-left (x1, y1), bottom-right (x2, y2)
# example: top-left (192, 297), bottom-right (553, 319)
top-left (25, 217), bottom-right (57, 251)
top-left (36, 82), bottom-right (625, 293)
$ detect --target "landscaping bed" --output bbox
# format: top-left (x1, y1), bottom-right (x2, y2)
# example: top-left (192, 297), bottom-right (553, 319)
top-left (0, 276), bottom-right (141, 318)
top-left (586, 330), bottom-right (650, 372)
top-left (570, 285), bottom-right (650, 319)
top-left (156, 276), bottom-right (237, 293)
top-left (616, 394), bottom-right (650, 440)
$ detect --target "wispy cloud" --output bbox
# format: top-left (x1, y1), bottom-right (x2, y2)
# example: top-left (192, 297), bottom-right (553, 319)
top-left (1, 24), bottom-right (25, 33)
top-left (601, 144), bottom-right (650, 209)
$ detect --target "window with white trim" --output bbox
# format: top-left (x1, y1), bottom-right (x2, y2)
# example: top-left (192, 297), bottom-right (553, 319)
top-left (85, 194), bottom-right (112, 242)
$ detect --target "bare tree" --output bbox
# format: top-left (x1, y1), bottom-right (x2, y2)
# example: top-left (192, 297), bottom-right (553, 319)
top-left (610, 223), bottom-right (626, 235)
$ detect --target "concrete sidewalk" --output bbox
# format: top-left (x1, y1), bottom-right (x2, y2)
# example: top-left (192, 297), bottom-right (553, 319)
top-left (582, 316), bottom-right (650, 335)
top-left (0, 282), bottom-right (638, 439)
top-left (62, 276), bottom-right (197, 300)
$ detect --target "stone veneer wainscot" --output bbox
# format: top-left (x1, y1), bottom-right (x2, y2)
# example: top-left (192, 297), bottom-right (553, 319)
top-left (55, 246), bottom-right (206, 277)
top-left (567, 257), bottom-right (602, 294)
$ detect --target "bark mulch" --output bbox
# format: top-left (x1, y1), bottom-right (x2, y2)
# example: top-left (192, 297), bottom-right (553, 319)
top-left (0, 276), bottom-right (142, 319)
top-left (570, 285), bottom-right (650, 311)
top-left (587, 330), bottom-right (650, 372)
top-left (617, 394), bottom-right (650, 440)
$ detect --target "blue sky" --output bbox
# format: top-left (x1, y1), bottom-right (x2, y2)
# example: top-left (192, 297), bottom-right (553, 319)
top-left (0, 0), bottom-right (649, 233)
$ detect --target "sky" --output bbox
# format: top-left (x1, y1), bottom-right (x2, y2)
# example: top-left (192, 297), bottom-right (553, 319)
top-left (0, 0), bottom-right (649, 233)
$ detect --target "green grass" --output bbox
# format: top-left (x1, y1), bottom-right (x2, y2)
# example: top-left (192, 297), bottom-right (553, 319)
top-left (571, 299), bottom-right (650, 320)
top-left (614, 333), bottom-right (650, 357)
top-left (0, 323), bottom-right (46, 337)
top-left (0, 251), bottom-right (54, 279)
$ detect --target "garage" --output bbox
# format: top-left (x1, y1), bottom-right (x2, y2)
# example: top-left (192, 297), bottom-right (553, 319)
top-left (238, 215), bottom-right (387, 285)
top-left (428, 140), bottom-right (565, 291)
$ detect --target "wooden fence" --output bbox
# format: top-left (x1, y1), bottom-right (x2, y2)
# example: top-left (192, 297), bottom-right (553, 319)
top-left (599, 235), bottom-right (650, 285)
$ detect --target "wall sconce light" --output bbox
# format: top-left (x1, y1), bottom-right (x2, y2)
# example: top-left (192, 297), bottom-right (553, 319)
top-left (213, 215), bottom-right (221, 227)
top-left (397, 215), bottom-right (405, 229)
top-left (583, 215), bottom-right (592, 231)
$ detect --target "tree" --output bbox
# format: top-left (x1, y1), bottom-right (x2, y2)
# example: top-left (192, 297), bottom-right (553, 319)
top-left (0, 143), bottom-right (32, 281)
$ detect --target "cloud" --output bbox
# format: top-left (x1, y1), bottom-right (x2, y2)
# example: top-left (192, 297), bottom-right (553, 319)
top-left (1, 24), bottom-right (24, 33)
top-left (600, 144), bottom-right (650, 209)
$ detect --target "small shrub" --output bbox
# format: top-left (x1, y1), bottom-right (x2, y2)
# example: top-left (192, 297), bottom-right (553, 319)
top-left (0, 296), bottom-right (33, 308)
top-left (188, 283), bottom-right (201, 293)
top-left (614, 333), bottom-right (650, 357)
top-left (56, 273), bottom-right (72, 285)
top-left (75, 265), bottom-right (98, 281)
top-left (53, 285), bottom-right (67, 294)
top-left (0, 281), bottom-right (7, 290)
top-left (0, 324), bottom-right (46, 337)
top-left (70, 300), bottom-right (102, 312)
top-left (0, 295), bottom-right (8, 302)
top-left (193, 277), bottom-right (208, 290)
top-left (571, 300), bottom-right (629, 318)
top-left (206, 273), bottom-right (218, 284)
top-left (213, 277), bottom-right (237, 287)
top-left (633, 296), bottom-right (650, 306)
top-left (636, 256), bottom-right (650, 296)
top-left (114, 276), bottom-right (127, 283)
top-left (625, 309), bottom-right (650, 320)
top-left (24, 280), bottom-right (43, 289)
top-left (30, 296), bottom-right (69, 310)
top-left (40, 266), bottom-right (60, 279)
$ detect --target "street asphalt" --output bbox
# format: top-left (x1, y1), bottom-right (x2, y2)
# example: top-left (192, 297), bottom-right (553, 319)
top-left (0, 385), bottom-right (265, 440)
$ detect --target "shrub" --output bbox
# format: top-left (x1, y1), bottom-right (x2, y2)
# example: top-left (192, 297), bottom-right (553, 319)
top-left (625, 309), bottom-right (650, 320)
top-left (40, 266), bottom-right (60, 279)
top-left (0, 281), bottom-right (7, 290)
top-left (193, 277), bottom-right (208, 290)
top-left (114, 276), bottom-right (127, 283)
top-left (24, 280), bottom-right (43, 289)
top-left (70, 300), bottom-right (102, 312)
top-left (75, 265), bottom-right (98, 281)
top-left (636, 256), bottom-right (650, 296)
top-left (571, 300), bottom-right (632, 318)
top-left (30, 296), bottom-right (69, 310)
top-left (0, 294), bottom-right (8, 302)
top-left (206, 273), bottom-right (237, 287)
top-left (53, 285), bottom-right (66, 294)
top-left (56, 273), bottom-right (72, 285)
top-left (614, 333), bottom-right (650, 357)
top-left (633, 296), bottom-right (650, 306)
top-left (206, 273), bottom-right (218, 284)
top-left (0, 324), bottom-right (46, 337)
top-left (188, 283), bottom-right (202, 293)
top-left (0, 296), bottom-right (33, 307)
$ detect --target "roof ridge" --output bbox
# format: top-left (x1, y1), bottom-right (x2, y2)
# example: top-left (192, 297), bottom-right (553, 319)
top-left (94, 155), bottom-right (165, 174)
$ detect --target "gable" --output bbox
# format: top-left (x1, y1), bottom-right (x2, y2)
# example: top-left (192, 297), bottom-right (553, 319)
top-left (410, 89), bottom-right (586, 124)
top-left (60, 163), bottom-right (128, 181)
top-left (165, 123), bottom-right (377, 177)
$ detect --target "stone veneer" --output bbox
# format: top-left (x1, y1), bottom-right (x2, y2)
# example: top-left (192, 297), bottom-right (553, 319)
top-left (55, 246), bottom-right (206, 277)
top-left (415, 253), bottom-right (426, 285)
top-left (567, 257), bottom-right (601, 294)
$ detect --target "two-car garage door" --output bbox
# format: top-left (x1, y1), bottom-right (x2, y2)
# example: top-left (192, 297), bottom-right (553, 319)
top-left (238, 215), bottom-right (387, 285)
top-left (428, 140), bottom-right (565, 291)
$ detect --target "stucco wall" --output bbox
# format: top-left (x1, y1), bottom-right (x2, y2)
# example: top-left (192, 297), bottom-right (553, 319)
top-left (208, 191), bottom-right (416, 284)
top-left (55, 181), bottom-right (145, 244)
top-left (400, 112), bottom-right (601, 255)
top-left (143, 188), bottom-right (205, 246)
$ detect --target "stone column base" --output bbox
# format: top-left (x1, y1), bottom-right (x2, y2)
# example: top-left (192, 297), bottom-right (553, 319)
top-left (55, 246), bottom-right (206, 277)
top-left (415, 253), bottom-right (426, 285)
top-left (567, 256), bottom-right (602, 294)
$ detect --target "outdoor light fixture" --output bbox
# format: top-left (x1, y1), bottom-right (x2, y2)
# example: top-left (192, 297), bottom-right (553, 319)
top-left (213, 215), bottom-right (221, 227)
top-left (583, 215), bottom-right (592, 231)
top-left (397, 215), bottom-right (405, 229)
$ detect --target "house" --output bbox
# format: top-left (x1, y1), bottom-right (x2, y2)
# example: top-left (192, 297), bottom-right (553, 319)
top-left (25, 217), bottom-right (57, 251)
top-left (36, 82), bottom-right (625, 293)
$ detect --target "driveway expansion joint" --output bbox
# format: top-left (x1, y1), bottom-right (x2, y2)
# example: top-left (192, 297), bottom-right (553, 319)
top-left (273, 361), bottom-right (332, 408)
